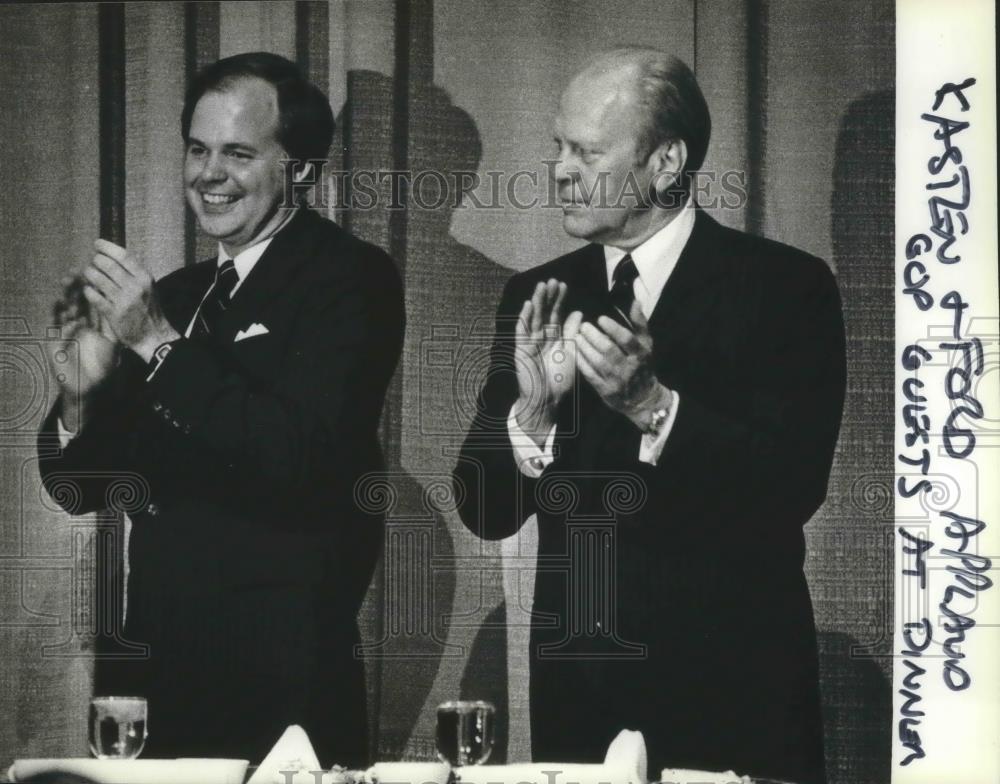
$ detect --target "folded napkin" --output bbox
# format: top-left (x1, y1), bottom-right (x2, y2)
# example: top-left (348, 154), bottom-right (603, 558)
top-left (604, 729), bottom-right (647, 784)
top-left (659, 769), bottom-right (750, 784)
top-left (7, 758), bottom-right (248, 784)
top-left (247, 725), bottom-right (326, 784)
top-left (364, 762), bottom-right (451, 784)
top-left (455, 729), bottom-right (647, 784)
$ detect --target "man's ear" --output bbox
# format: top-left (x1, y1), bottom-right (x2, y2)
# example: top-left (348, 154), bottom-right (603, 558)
top-left (648, 138), bottom-right (687, 195)
top-left (293, 161), bottom-right (314, 183)
top-left (284, 160), bottom-right (320, 207)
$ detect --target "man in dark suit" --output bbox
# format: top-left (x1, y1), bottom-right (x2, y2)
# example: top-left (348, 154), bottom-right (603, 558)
top-left (38, 53), bottom-right (404, 766)
top-left (453, 49), bottom-right (844, 784)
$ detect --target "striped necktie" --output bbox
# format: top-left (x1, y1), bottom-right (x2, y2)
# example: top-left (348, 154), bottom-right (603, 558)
top-left (609, 254), bottom-right (639, 327)
top-left (191, 259), bottom-right (238, 337)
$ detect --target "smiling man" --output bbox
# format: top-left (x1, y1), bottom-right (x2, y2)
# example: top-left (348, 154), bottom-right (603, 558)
top-left (38, 53), bottom-right (404, 765)
top-left (183, 74), bottom-right (295, 257)
top-left (454, 49), bottom-right (845, 783)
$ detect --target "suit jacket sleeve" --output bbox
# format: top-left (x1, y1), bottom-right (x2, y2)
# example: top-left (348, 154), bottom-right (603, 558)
top-left (143, 259), bottom-right (403, 503)
top-left (453, 274), bottom-right (541, 540)
top-left (37, 350), bottom-right (150, 515)
top-left (647, 258), bottom-right (847, 536)
top-left (38, 250), bottom-right (405, 518)
top-left (455, 256), bottom-right (846, 542)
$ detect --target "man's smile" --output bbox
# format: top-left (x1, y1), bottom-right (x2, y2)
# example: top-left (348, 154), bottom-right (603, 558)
top-left (196, 191), bottom-right (242, 213)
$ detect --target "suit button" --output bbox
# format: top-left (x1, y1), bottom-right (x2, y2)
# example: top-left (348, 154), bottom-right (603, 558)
top-left (145, 502), bottom-right (160, 517)
top-left (152, 401), bottom-right (163, 412)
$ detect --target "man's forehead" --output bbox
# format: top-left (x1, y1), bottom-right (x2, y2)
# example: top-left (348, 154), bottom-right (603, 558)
top-left (554, 73), bottom-right (641, 141)
top-left (191, 77), bottom-right (280, 130)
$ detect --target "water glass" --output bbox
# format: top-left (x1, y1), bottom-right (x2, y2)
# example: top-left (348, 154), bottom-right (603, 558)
top-left (89, 696), bottom-right (148, 759)
top-left (436, 700), bottom-right (495, 766)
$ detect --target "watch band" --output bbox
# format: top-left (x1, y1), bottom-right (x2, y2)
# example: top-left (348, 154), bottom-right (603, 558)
top-left (641, 385), bottom-right (674, 438)
top-left (148, 340), bottom-right (176, 374)
top-left (646, 404), bottom-right (669, 438)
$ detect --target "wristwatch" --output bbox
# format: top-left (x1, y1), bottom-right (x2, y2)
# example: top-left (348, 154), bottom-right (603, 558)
top-left (147, 339), bottom-right (177, 375)
top-left (646, 403), bottom-right (670, 438)
top-left (642, 386), bottom-right (673, 438)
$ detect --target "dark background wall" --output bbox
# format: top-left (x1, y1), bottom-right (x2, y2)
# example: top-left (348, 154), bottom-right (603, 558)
top-left (0, 3), bottom-right (894, 782)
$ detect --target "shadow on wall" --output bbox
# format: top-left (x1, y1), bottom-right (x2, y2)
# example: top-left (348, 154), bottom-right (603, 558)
top-left (818, 632), bottom-right (891, 784)
top-left (460, 602), bottom-right (510, 763)
top-left (337, 71), bottom-right (513, 760)
top-left (404, 79), bottom-right (513, 762)
top-left (823, 89), bottom-right (895, 784)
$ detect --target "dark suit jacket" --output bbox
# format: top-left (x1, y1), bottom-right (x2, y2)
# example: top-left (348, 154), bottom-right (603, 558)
top-left (38, 208), bottom-right (405, 766)
top-left (453, 209), bottom-right (845, 784)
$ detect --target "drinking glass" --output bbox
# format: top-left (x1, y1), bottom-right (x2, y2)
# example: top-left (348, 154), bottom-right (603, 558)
top-left (435, 700), bottom-right (495, 766)
top-left (89, 696), bottom-right (148, 759)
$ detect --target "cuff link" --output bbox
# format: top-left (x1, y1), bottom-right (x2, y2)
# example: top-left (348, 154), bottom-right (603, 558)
top-left (646, 405), bottom-right (669, 438)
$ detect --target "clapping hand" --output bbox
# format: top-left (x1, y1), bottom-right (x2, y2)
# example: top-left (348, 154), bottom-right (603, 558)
top-left (81, 239), bottom-right (180, 362)
top-left (48, 271), bottom-right (119, 427)
top-left (574, 299), bottom-right (672, 428)
top-left (513, 279), bottom-right (583, 443)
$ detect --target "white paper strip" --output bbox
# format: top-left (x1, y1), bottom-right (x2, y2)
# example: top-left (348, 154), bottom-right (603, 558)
top-left (894, 1), bottom-right (999, 782)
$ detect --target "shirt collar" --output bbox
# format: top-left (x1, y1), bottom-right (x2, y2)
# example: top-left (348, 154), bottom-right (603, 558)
top-left (217, 236), bottom-right (274, 289)
top-left (215, 208), bottom-right (298, 293)
top-left (603, 195), bottom-right (696, 306)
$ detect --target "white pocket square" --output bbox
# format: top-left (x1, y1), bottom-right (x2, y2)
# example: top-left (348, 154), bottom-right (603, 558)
top-left (234, 322), bottom-right (270, 342)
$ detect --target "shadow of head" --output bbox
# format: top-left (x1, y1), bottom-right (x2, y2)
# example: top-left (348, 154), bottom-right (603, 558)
top-left (335, 70), bottom-right (482, 227)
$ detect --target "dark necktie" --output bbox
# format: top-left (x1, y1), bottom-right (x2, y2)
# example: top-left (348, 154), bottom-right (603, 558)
top-left (191, 259), bottom-right (238, 337)
top-left (609, 254), bottom-right (639, 327)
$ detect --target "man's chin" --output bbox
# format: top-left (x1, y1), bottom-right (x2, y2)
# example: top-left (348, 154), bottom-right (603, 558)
top-left (561, 212), bottom-right (596, 240)
top-left (193, 211), bottom-right (241, 242)
top-left (563, 210), bottom-right (589, 237)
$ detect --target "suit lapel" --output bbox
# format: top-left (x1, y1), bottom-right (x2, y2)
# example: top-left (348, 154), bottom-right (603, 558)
top-left (157, 261), bottom-right (217, 335)
top-left (556, 245), bottom-right (619, 468)
top-left (570, 209), bottom-right (727, 470)
top-left (646, 208), bottom-right (723, 340)
top-left (215, 208), bottom-right (321, 341)
top-left (561, 243), bottom-right (608, 316)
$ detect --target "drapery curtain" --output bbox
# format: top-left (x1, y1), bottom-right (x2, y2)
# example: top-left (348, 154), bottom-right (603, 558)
top-left (0, 3), bottom-right (893, 782)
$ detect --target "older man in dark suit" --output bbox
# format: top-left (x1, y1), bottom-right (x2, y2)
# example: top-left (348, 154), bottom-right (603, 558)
top-left (454, 48), bottom-right (844, 784)
top-left (38, 53), bottom-right (404, 766)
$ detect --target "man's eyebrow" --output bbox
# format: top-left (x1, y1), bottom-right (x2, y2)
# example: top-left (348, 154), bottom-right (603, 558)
top-left (185, 137), bottom-right (260, 153)
top-left (555, 136), bottom-right (602, 152)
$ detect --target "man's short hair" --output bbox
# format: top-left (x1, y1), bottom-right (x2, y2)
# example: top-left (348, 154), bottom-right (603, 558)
top-left (600, 48), bottom-right (711, 183)
top-left (181, 52), bottom-right (335, 166)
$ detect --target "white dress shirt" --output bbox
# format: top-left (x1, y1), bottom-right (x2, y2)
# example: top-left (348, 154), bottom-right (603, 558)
top-left (508, 198), bottom-right (696, 476)
top-left (182, 235), bottom-right (275, 337)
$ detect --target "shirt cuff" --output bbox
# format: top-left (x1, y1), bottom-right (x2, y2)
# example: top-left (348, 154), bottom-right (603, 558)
top-left (507, 404), bottom-right (557, 478)
top-left (56, 416), bottom-right (75, 448)
top-left (638, 391), bottom-right (680, 466)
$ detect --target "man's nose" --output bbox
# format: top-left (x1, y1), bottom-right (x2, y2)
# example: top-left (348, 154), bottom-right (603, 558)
top-left (552, 155), bottom-right (579, 189)
top-left (200, 153), bottom-right (227, 182)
